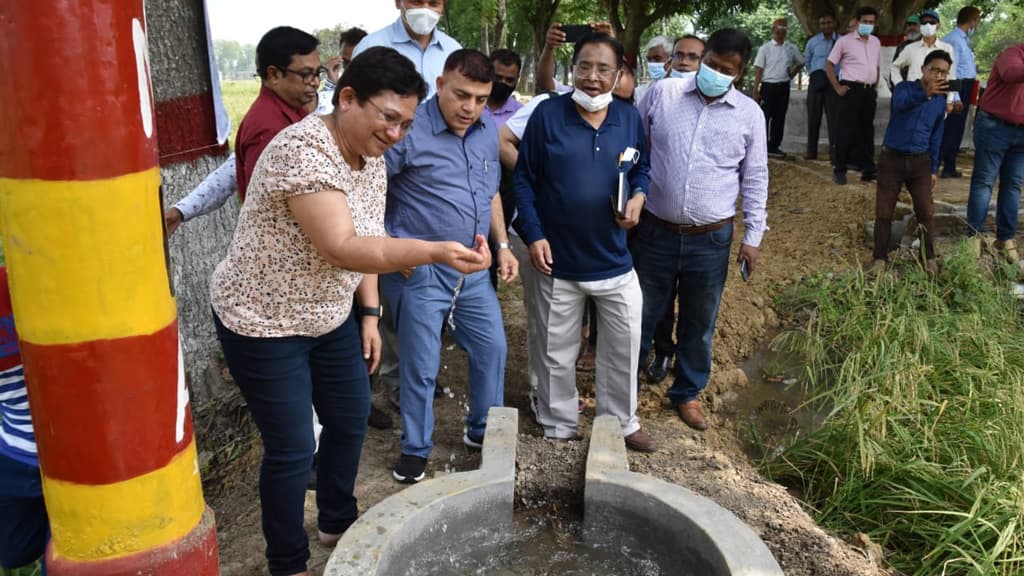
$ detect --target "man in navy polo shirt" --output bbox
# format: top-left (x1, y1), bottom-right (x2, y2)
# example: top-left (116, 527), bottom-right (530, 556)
top-left (514, 32), bottom-right (657, 453)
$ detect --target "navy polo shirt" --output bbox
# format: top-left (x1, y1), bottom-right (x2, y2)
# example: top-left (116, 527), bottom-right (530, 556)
top-left (385, 97), bottom-right (499, 246)
top-left (514, 93), bottom-right (650, 282)
top-left (883, 80), bottom-right (947, 174)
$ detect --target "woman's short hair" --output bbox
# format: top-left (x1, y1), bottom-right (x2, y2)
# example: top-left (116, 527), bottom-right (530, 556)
top-left (333, 47), bottom-right (428, 107)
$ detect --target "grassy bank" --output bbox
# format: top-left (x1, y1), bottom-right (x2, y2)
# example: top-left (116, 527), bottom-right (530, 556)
top-left (766, 247), bottom-right (1024, 575)
top-left (220, 79), bottom-right (260, 147)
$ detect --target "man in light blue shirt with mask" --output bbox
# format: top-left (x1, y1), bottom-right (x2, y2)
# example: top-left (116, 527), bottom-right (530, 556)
top-left (804, 13), bottom-right (838, 159)
top-left (939, 5), bottom-right (981, 178)
top-left (353, 0), bottom-right (462, 99)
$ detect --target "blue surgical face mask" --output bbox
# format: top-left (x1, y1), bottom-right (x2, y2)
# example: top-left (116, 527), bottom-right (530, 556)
top-left (967, 27), bottom-right (976, 38)
top-left (858, 23), bottom-right (875, 36)
top-left (647, 62), bottom-right (667, 81)
top-left (696, 63), bottom-right (734, 98)
top-left (670, 69), bottom-right (696, 79)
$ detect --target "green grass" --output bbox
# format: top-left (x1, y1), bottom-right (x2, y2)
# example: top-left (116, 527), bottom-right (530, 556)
top-left (219, 79), bottom-right (260, 148)
top-left (0, 564), bottom-right (42, 576)
top-left (765, 245), bottom-right (1024, 575)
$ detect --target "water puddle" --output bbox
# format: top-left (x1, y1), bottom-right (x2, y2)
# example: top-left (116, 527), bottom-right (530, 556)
top-left (731, 333), bottom-right (824, 463)
top-left (405, 508), bottom-right (684, 576)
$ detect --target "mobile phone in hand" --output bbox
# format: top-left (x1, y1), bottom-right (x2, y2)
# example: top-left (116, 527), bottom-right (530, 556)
top-left (945, 79), bottom-right (962, 92)
top-left (740, 259), bottom-right (750, 282)
top-left (561, 24), bottom-right (591, 43)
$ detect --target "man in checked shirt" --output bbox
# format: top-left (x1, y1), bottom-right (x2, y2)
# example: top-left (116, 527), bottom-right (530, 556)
top-left (635, 28), bottom-right (769, 431)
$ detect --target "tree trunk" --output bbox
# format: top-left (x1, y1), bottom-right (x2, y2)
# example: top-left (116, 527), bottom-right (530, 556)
top-left (494, 0), bottom-right (508, 50)
top-left (791, 0), bottom-right (928, 37)
top-left (482, 22), bottom-right (490, 53)
top-left (530, 0), bottom-right (561, 63)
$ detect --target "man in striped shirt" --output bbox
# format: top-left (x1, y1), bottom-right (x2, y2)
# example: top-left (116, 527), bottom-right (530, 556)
top-left (0, 266), bottom-right (48, 571)
top-left (635, 29), bottom-right (768, 431)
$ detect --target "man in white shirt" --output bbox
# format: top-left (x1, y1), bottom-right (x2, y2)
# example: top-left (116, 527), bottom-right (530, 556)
top-left (752, 18), bottom-right (804, 156)
top-left (889, 9), bottom-right (959, 110)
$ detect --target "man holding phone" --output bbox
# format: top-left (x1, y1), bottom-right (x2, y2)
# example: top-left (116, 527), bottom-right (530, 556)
top-left (870, 50), bottom-right (952, 275)
top-left (889, 10), bottom-right (959, 112)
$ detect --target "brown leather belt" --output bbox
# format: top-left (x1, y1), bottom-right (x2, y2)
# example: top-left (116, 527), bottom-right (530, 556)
top-left (643, 211), bottom-right (733, 236)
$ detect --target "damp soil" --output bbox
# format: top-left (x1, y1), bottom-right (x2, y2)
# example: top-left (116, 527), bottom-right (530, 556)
top-left (202, 158), bottom-right (980, 575)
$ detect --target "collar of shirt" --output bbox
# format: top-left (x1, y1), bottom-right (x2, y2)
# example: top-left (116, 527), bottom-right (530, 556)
top-left (258, 85), bottom-right (306, 124)
top-left (390, 17), bottom-right (442, 50)
top-left (425, 96), bottom-right (487, 137)
top-left (488, 96), bottom-right (522, 117)
top-left (682, 77), bottom-right (740, 109)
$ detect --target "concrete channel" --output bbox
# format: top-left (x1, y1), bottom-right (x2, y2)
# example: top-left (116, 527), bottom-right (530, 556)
top-left (326, 409), bottom-right (782, 575)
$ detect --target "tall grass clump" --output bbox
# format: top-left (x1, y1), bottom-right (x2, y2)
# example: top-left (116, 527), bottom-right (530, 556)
top-left (766, 245), bottom-right (1024, 575)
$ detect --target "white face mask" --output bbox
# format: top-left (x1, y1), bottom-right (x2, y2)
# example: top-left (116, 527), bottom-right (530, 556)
top-left (920, 23), bottom-right (938, 38)
top-left (404, 5), bottom-right (441, 36)
top-left (571, 87), bottom-right (615, 112)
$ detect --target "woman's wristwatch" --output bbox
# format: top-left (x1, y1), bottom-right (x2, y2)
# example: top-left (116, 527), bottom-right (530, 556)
top-left (497, 242), bottom-right (511, 250)
top-left (358, 306), bottom-right (382, 318)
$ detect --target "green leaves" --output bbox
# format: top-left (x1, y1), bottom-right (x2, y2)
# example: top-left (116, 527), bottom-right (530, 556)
top-left (766, 244), bottom-right (1024, 575)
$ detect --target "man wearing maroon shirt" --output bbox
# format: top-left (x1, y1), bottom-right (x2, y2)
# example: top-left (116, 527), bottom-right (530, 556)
top-left (965, 43), bottom-right (1024, 267)
top-left (235, 26), bottom-right (323, 200)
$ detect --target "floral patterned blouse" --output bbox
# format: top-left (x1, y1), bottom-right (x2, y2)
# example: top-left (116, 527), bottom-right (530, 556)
top-left (211, 114), bottom-right (386, 338)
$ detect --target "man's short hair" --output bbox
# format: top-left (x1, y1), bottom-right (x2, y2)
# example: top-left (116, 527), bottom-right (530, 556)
top-left (489, 49), bottom-right (522, 73)
top-left (772, 18), bottom-right (788, 28)
top-left (444, 49), bottom-right (494, 84)
top-left (923, 49), bottom-right (953, 68)
top-left (333, 46), bottom-right (427, 107)
top-left (645, 35), bottom-right (674, 56)
top-left (705, 28), bottom-right (752, 65)
top-left (339, 27), bottom-right (367, 49)
top-left (256, 26), bottom-right (319, 80)
top-left (957, 6), bottom-right (981, 25)
top-left (856, 6), bottom-right (879, 19)
top-left (819, 13), bottom-right (835, 22)
top-left (675, 34), bottom-right (706, 48)
top-left (572, 32), bottom-right (625, 67)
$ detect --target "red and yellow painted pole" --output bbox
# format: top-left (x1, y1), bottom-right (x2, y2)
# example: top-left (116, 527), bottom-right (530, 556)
top-left (0, 2), bottom-right (218, 574)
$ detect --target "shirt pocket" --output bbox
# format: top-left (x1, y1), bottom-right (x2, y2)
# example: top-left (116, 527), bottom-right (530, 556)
top-left (468, 147), bottom-right (500, 201)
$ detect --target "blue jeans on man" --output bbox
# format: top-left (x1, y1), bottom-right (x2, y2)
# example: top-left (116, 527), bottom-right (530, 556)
top-left (0, 453), bottom-right (47, 573)
top-left (214, 312), bottom-right (370, 576)
top-left (966, 110), bottom-right (1024, 240)
top-left (632, 216), bottom-right (732, 405)
top-left (381, 265), bottom-right (505, 459)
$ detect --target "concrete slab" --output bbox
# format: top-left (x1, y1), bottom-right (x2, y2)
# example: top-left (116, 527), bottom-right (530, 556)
top-left (324, 407), bottom-right (518, 576)
top-left (585, 415), bottom-right (784, 576)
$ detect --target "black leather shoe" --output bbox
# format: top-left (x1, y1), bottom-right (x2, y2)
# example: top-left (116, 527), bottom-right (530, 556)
top-left (940, 170), bottom-right (962, 179)
top-left (861, 172), bottom-right (876, 183)
top-left (645, 354), bottom-right (671, 382)
top-left (833, 172), bottom-right (847, 185)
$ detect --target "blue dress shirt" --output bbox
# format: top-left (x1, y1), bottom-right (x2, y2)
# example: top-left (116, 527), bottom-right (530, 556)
top-left (352, 18), bottom-right (462, 98)
top-left (385, 98), bottom-right (499, 246)
top-left (804, 32), bottom-right (838, 74)
top-left (941, 26), bottom-right (977, 79)
top-left (883, 80), bottom-right (947, 174)
top-left (514, 94), bottom-right (650, 282)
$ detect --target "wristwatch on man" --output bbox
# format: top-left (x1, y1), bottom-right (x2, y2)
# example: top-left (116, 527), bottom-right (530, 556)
top-left (358, 306), bottom-right (382, 318)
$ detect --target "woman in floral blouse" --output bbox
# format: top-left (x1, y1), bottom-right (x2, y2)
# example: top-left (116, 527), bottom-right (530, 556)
top-left (210, 47), bottom-right (490, 576)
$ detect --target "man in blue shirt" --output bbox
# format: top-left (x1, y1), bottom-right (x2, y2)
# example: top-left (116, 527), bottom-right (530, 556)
top-left (514, 32), bottom-right (657, 453)
top-left (871, 50), bottom-right (952, 274)
top-left (939, 6), bottom-right (981, 178)
top-left (804, 13), bottom-right (838, 159)
top-left (353, 0), bottom-right (461, 99)
top-left (382, 50), bottom-right (518, 483)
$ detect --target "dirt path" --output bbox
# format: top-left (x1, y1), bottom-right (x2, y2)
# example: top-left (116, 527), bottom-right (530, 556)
top-left (205, 159), bottom-right (977, 575)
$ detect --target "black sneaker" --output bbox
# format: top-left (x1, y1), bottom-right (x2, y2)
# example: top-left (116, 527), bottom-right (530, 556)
top-left (393, 454), bottom-right (427, 483)
top-left (463, 431), bottom-right (484, 449)
top-left (307, 452), bottom-right (319, 491)
top-left (645, 354), bottom-right (671, 382)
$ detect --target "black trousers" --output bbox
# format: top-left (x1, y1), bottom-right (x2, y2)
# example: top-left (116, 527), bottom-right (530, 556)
top-left (833, 82), bottom-right (877, 176)
top-left (873, 149), bottom-right (935, 260)
top-left (939, 78), bottom-right (976, 174)
top-left (761, 81), bottom-right (790, 151)
top-left (806, 70), bottom-right (836, 158)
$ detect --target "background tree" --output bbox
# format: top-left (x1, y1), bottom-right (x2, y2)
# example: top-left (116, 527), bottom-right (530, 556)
top-left (604, 0), bottom-right (756, 56)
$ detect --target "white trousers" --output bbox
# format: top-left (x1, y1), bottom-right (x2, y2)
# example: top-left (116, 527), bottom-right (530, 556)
top-left (531, 268), bottom-right (642, 438)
